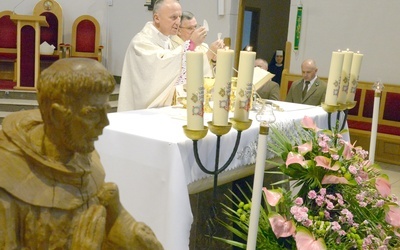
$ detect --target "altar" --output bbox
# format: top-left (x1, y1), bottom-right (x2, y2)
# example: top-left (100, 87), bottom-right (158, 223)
top-left (95, 101), bottom-right (348, 250)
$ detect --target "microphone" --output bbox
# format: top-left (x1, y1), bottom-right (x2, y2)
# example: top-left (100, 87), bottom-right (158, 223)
top-left (13, 0), bottom-right (26, 14)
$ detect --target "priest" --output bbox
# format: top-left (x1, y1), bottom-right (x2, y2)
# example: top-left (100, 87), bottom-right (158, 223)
top-left (118, 0), bottom-right (208, 111)
top-left (170, 11), bottom-right (224, 78)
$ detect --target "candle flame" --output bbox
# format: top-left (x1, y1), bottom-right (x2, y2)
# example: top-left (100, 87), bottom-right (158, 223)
top-left (246, 46), bottom-right (253, 51)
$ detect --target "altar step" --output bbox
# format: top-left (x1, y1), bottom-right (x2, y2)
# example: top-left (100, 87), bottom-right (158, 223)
top-left (0, 84), bottom-right (119, 124)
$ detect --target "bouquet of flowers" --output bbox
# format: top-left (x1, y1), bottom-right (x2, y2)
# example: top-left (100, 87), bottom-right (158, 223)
top-left (213, 116), bottom-right (400, 249)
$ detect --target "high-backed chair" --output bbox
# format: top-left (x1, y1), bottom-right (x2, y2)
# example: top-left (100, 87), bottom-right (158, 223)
top-left (66, 15), bottom-right (103, 62)
top-left (0, 10), bottom-right (17, 82)
top-left (33, 0), bottom-right (64, 66)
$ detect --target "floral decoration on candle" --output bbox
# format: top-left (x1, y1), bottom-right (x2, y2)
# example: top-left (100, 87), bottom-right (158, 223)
top-left (325, 51), bottom-right (344, 106)
top-left (212, 48), bottom-right (234, 126)
top-left (337, 49), bottom-right (353, 104)
top-left (346, 52), bottom-right (363, 103)
top-left (186, 51), bottom-right (205, 130)
top-left (234, 50), bottom-right (256, 121)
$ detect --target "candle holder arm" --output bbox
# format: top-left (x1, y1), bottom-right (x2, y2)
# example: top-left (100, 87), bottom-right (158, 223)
top-left (192, 130), bottom-right (243, 201)
top-left (340, 109), bottom-right (349, 131)
top-left (192, 131), bottom-right (243, 178)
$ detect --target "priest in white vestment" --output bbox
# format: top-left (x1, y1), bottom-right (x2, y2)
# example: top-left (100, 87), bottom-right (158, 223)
top-left (170, 11), bottom-right (224, 79)
top-left (118, 0), bottom-right (208, 112)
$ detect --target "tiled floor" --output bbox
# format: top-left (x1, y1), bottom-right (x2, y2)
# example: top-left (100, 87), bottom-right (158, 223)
top-left (379, 161), bottom-right (400, 198)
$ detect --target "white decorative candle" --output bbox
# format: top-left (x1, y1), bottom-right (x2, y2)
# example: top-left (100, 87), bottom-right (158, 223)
top-left (337, 50), bottom-right (353, 104)
top-left (186, 51), bottom-right (204, 130)
top-left (234, 50), bottom-right (256, 121)
top-left (346, 52), bottom-right (363, 103)
top-left (325, 51), bottom-right (344, 105)
top-left (212, 48), bottom-right (234, 126)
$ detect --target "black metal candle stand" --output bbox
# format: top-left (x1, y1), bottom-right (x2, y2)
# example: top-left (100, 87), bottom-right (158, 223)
top-left (183, 118), bottom-right (252, 200)
top-left (321, 101), bottom-right (357, 132)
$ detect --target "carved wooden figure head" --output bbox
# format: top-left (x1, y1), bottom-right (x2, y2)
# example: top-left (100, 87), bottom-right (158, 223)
top-left (37, 58), bottom-right (115, 156)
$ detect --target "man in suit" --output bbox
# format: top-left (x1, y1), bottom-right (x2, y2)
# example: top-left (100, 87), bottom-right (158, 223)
top-left (285, 59), bottom-right (327, 106)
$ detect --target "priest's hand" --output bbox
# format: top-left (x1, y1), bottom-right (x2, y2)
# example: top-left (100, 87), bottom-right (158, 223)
top-left (207, 39), bottom-right (225, 61)
top-left (190, 26), bottom-right (207, 47)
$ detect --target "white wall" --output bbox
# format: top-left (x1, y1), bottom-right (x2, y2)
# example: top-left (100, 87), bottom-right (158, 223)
top-left (287, 0), bottom-right (400, 85)
top-left (1, 0), bottom-right (238, 76)
top-left (4, 0), bottom-right (397, 84)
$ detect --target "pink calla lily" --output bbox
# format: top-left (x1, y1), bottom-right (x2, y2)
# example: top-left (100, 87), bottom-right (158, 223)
top-left (342, 142), bottom-right (353, 160)
top-left (385, 205), bottom-right (400, 228)
top-left (322, 175), bottom-right (349, 184)
top-left (315, 156), bottom-right (339, 171)
top-left (262, 187), bottom-right (283, 206)
top-left (297, 141), bottom-right (313, 155)
top-left (301, 116), bottom-right (319, 131)
top-left (375, 175), bottom-right (391, 198)
top-left (268, 212), bottom-right (296, 238)
top-left (286, 152), bottom-right (307, 167)
top-left (295, 226), bottom-right (327, 250)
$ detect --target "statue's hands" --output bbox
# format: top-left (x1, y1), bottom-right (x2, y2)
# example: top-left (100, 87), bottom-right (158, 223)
top-left (132, 222), bottom-right (164, 250)
top-left (96, 182), bottom-right (164, 250)
top-left (71, 205), bottom-right (106, 250)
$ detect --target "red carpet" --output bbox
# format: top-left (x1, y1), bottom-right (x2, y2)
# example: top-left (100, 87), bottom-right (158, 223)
top-left (0, 80), bottom-right (16, 89)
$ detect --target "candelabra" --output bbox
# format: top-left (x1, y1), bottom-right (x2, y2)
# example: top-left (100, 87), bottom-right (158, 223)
top-left (183, 116), bottom-right (252, 240)
top-left (183, 118), bottom-right (252, 200)
top-left (321, 101), bottom-right (357, 132)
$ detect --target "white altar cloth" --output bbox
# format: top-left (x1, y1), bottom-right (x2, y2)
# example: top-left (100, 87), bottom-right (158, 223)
top-left (95, 101), bottom-right (347, 250)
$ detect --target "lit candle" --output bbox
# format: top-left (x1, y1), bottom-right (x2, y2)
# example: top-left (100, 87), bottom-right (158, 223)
top-left (186, 51), bottom-right (205, 130)
top-left (234, 50), bottom-right (256, 121)
top-left (212, 48), bottom-right (234, 126)
top-left (346, 52), bottom-right (363, 103)
top-left (337, 50), bottom-right (353, 104)
top-left (325, 51), bottom-right (344, 105)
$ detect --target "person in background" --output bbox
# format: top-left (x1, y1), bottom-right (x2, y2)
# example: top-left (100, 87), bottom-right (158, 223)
top-left (268, 50), bottom-right (285, 85)
top-left (254, 58), bottom-right (280, 101)
top-left (285, 58), bottom-right (327, 106)
top-left (171, 11), bottom-right (224, 77)
top-left (118, 0), bottom-right (207, 112)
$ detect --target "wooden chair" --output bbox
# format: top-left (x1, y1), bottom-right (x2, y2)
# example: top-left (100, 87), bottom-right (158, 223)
top-left (65, 15), bottom-right (103, 62)
top-left (0, 10), bottom-right (17, 82)
top-left (33, 0), bottom-right (64, 67)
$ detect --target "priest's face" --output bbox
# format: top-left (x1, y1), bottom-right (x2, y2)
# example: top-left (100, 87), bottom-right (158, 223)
top-left (153, 0), bottom-right (182, 36)
top-left (178, 17), bottom-right (197, 41)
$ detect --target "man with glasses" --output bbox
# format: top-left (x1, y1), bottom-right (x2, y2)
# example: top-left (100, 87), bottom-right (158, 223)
top-left (171, 11), bottom-right (224, 77)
